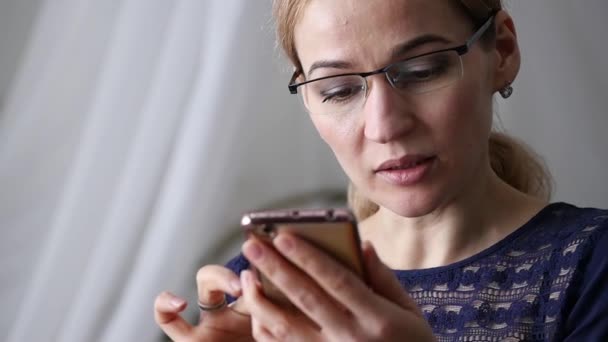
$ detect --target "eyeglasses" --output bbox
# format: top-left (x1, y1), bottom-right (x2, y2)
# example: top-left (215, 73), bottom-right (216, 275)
top-left (287, 14), bottom-right (496, 117)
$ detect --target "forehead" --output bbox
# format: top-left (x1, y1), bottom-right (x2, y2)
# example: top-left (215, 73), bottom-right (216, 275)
top-left (294, 0), bottom-right (470, 72)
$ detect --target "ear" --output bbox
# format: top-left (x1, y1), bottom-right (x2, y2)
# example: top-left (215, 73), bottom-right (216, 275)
top-left (492, 11), bottom-right (521, 92)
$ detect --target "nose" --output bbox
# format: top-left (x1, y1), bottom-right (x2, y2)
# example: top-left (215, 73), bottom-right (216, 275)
top-left (363, 76), bottom-right (416, 143)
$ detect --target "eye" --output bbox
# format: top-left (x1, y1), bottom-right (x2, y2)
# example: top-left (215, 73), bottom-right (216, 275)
top-left (388, 53), bottom-right (453, 88)
top-left (393, 62), bottom-right (448, 84)
top-left (408, 65), bottom-right (444, 80)
top-left (320, 84), bottom-right (364, 104)
top-left (309, 76), bottom-right (365, 105)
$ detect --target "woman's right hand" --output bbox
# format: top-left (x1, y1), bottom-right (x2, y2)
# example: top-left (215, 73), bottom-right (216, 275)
top-left (154, 265), bottom-right (253, 341)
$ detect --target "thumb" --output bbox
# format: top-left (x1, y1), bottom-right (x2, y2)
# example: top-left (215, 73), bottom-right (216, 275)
top-left (362, 241), bottom-right (422, 314)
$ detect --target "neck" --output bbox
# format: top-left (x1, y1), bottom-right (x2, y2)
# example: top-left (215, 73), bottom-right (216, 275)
top-left (359, 167), bottom-right (546, 270)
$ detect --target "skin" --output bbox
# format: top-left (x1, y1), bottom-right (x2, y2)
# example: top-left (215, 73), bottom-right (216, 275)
top-left (295, 0), bottom-right (545, 270)
top-left (155, 0), bottom-right (547, 340)
top-left (154, 266), bottom-right (253, 341)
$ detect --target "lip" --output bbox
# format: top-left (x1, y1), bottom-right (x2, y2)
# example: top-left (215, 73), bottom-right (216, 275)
top-left (375, 154), bottom-right (435, 172)
top-left (374, 155), bottom-right (436, 186)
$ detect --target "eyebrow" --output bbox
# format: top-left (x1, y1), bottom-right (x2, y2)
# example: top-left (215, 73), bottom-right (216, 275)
top-left (307, 60), bottom-right (353, 79)
top-left (306, 34), bottom-right (452, 78)
top-left (390, 34), bottom-right (452, 59)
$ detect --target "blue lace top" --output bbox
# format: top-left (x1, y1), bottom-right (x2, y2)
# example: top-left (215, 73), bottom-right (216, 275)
top-left (225, 202), bottom-right (608, 341)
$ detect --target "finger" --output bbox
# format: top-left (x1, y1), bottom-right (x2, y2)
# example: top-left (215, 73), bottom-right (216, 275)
top-left (251, 320), bottom-right (270, 342)
top-left (154, 291), bottom-right (192, 340)
top-left (251, 317), bottom-right (279, 342)
top-left (196, 265), bottom-right (242, 306)
top-left (362, 241), bottom-right (422, 315)
top-left (228, 297), bottom-right (250, 316)
top-left (244, 270), bottom-right (320, 342)
top-left (272, 232), bottom-right (379, 315)
top-left (241, 270), bottom-right (292, 341)
top-left (242, 238), bottom-right (350, 330)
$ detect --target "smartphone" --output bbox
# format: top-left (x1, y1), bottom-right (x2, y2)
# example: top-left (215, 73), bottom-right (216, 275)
top-left (241, 208), bottom-right (366, 309)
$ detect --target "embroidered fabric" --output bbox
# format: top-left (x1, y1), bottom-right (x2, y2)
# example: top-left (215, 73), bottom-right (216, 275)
top-left (225, 203), bottom-right (608, 341)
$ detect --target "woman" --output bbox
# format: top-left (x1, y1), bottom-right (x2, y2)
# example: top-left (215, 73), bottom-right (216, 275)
top-left (154, 0), bottom-right (608, 340)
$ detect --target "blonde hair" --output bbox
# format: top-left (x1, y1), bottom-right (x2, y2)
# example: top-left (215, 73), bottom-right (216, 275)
top-left (273, 0), bottom-right (552, 220)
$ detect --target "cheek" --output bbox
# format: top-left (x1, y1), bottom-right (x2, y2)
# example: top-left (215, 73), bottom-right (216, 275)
top-left (310, 115), bottom-right (362, 172)
top-left (432, 51), bottom-right (494, 145)
top-left (428, 81), bottom-right (493, 168)
top-left (311, 115), bottom-right (336, 145)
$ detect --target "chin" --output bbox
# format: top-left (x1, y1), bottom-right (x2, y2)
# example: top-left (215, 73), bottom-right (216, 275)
top-left (386, 199), bottom-right (440, 218)
top-left (371, 189), bottom-right (445, 218)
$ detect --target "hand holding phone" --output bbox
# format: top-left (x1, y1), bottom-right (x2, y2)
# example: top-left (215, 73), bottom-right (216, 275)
top-left (241, 208), bottom-right (366, 309)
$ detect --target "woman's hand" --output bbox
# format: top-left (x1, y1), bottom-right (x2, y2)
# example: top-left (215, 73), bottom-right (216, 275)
top-left (154, 265), bottom-right (253, 341)
top-left (241, 234), bottom-right (436, 341)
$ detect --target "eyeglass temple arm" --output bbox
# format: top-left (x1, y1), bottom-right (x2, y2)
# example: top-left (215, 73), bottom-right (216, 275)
top-left (461, 12), bottom-right (496, 54)
top-left (288, 70), bottom-right (301, 94)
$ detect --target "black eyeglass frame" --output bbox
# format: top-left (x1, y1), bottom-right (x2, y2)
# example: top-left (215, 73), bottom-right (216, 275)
top-left (287, 12), bottom-right (497, 95)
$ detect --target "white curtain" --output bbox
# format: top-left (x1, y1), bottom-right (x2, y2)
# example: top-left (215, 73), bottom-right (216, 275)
top-left (0, 1), bottom-right (606, 341)
top-left (0, 1), bottom-right (346, 341)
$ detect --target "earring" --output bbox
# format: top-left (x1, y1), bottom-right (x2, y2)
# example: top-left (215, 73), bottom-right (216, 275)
top-left (499, 83), bottom-right (513, 99)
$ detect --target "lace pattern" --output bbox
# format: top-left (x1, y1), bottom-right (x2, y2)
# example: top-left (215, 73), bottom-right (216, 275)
top-left (225, 203), bottom-right (608, 341)
top-left (394, 204), bottom-right (608, 341)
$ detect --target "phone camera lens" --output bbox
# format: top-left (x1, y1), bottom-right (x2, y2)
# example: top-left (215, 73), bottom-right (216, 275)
top-left (262, 224), bottom-right (274, 235)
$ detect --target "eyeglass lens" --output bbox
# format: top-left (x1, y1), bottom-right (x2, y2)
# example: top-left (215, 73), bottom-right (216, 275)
top-left (300, 50), bottom-right (463, 116)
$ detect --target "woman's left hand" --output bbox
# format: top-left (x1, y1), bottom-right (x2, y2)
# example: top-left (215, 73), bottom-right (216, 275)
top-left (240, 232), bottom-right (436, 341)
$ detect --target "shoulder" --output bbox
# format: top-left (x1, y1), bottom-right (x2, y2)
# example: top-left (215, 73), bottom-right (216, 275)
top-left (525, 201), bottom-right (608, 297)
top-left (556, 202), bottom-right (607, 249)
top-left (497, 202), bottom-right (607, 294)
top-left (514, 202), bottom-right (608, 253)
top-left (549, 202), bottom-right (608, 277)
top-left (550, 201), bottom-right (608, 273)
top-left (552, 203), bottom-right (608, 339)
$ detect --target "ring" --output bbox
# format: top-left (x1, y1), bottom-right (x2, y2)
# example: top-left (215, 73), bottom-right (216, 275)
top-left (197, 297), bottom-right (227, 312)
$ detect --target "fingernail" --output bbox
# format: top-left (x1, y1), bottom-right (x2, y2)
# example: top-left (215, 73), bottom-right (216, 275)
top-left (169, 295), bottom-right (186, 308)
top-left (274, 234), bottom-right (293, 253)
top-left (244, 241), bottom-right (263, 261)
top-left (240, 270), bottom-right (251, 288)
top-left (230, 279), bottom-right (242, 293)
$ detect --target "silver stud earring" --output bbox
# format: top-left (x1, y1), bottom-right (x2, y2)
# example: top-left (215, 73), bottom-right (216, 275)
top-left (499, 83), bottom-right (513, 99)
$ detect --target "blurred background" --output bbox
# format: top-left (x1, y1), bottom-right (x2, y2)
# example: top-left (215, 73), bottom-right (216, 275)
top-left (0, 0), bottom-right (606, 341)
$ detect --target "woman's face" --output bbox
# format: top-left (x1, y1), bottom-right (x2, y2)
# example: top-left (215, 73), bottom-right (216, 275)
top-left (294, 0), bottom-right (500, 217)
